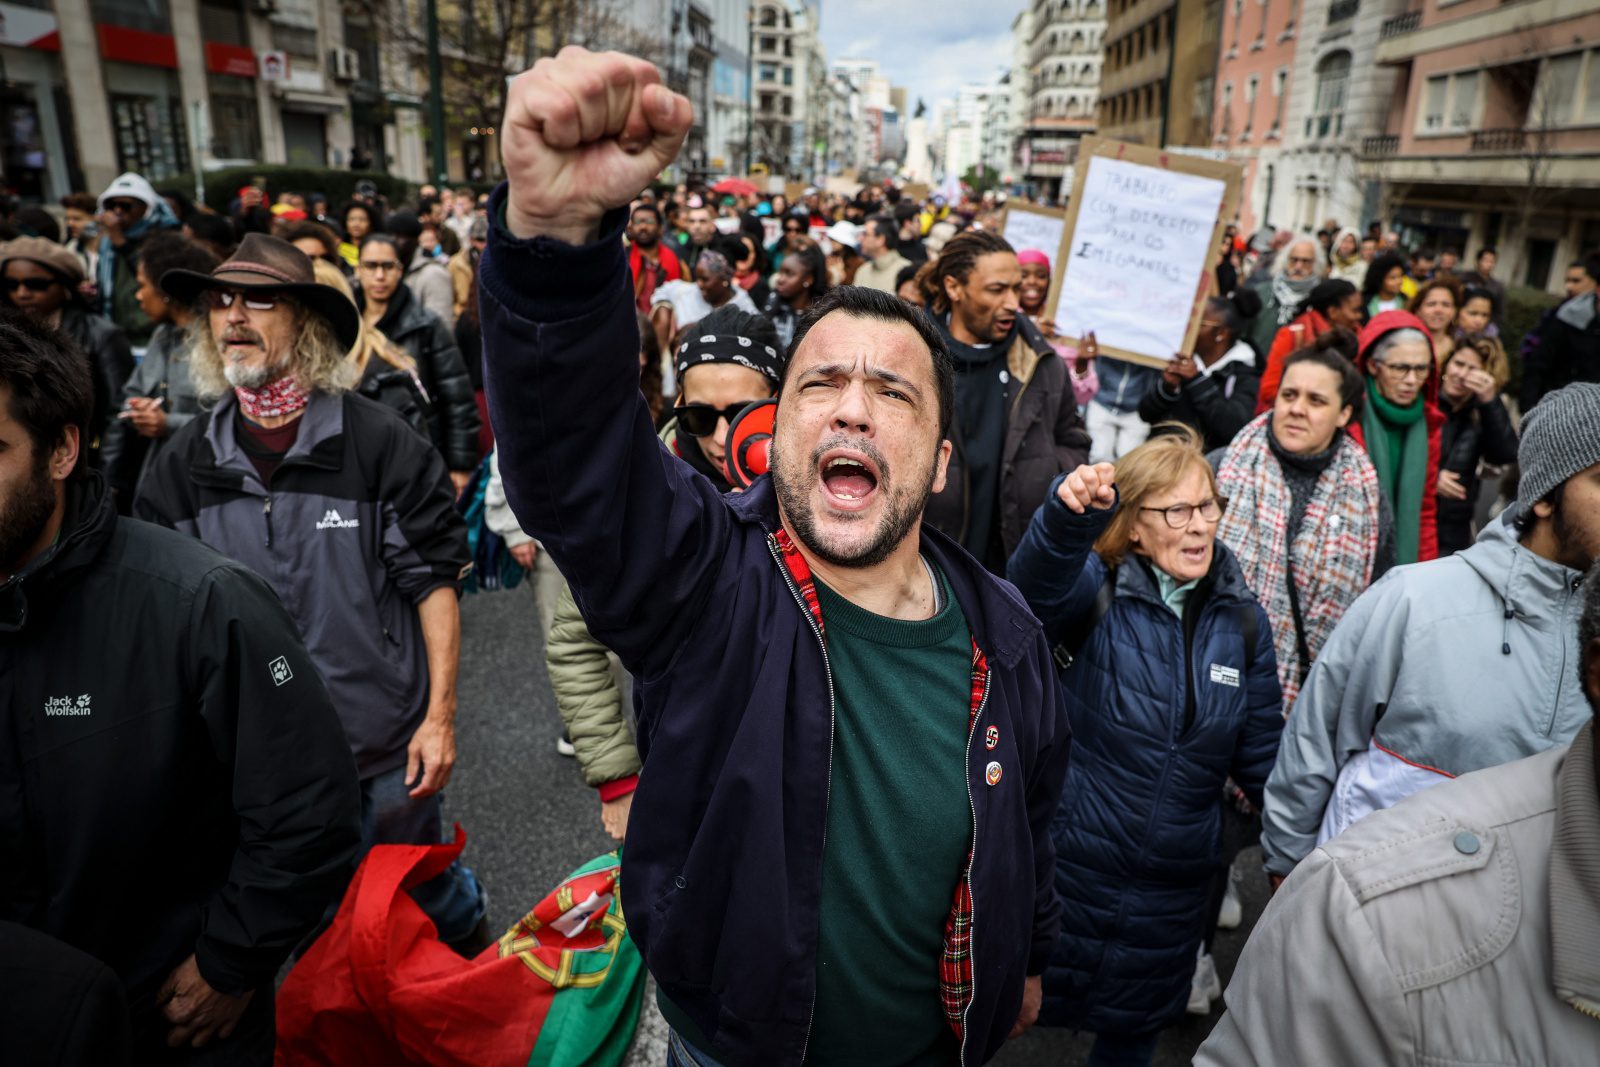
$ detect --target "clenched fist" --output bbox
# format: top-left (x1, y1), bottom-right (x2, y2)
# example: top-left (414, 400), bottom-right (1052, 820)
top-left (501, 47), bottom-right (693, 245)
top-left (1056, 463), bottom-right (1117, 514)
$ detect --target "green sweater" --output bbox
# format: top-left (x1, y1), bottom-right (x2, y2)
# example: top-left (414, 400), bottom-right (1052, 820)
top-left (805, 564), bottom-right (973, 1066)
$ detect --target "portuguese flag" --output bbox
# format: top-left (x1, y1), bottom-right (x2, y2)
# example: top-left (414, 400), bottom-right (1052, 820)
top-left (276, 830), bottom-right (644, 1066)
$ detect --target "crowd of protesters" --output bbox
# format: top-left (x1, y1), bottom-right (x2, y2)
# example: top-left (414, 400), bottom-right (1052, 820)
top-left (2, 45), bottom-right (1600, 1067)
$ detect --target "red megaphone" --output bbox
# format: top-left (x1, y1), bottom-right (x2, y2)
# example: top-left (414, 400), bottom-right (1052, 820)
top-left (725, 399), bottom-right (777, 490)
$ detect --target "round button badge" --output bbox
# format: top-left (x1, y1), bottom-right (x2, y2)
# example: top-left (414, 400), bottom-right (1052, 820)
top-left (985, 761), bottom-right (1002, 787)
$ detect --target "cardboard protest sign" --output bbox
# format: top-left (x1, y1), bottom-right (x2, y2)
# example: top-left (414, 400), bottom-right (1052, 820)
top-left (1000, 203), bottom-right (1069, 322)
top-left (903, 182), bottom-right (930, 203)
top-left (1052, 137), bottom-right (1241, 370)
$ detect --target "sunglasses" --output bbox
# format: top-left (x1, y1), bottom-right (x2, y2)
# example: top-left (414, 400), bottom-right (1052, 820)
top-left (104, 199), bottom-right (143, 214)
top-left (4, 276), bottom-right (58, 292)
top-left (204, 290), bottom-right (280, 311)
top-left (678, 401), bottom-right (760, 438)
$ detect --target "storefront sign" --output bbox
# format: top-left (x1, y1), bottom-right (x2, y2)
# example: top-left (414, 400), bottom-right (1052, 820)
top-left (206, 42), bottom-right (257, 77)
top-left (259, 51), bottom-right (290, 83)
top-left (0, 2), bottom-right (59, 50)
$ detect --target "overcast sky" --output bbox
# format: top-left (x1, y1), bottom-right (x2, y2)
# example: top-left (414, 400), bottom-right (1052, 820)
top-left (818, 0), bottom-right (1024, 113)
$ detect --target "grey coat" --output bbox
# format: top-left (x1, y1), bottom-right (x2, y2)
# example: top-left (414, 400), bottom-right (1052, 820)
top-left (1200, 724), bottom-right (1600, 1065)
top-left (100, 322), bottom-right (203, 501)
top-left (1260, 510), bottom-right (1590, 875)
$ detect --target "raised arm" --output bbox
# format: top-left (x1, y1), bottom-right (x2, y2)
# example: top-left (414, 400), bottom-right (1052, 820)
top-left (1006, 465), bottom-right (1118, 647)
top-left (481, 50), bottom-right (729, 674)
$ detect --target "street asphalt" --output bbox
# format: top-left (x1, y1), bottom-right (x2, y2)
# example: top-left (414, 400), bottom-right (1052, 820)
top-left (445, 584), bottom-right (1267, 1066)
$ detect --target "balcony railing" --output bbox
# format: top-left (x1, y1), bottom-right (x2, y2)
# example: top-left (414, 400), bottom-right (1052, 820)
top-left (1327, 0), bottom-right (1358, 23)
top-left (1362, 134), bottom-right (1398, 156)
top-left (1471, 128), bottom-right (1526, 152)
top-left (1380, 10), bottom-right (1420, 37)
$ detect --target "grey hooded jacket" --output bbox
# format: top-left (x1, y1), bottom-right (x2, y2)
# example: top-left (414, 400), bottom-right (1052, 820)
top-left (1261, 509), bottom-right (1589, 875)
top-left (134, 391), bottom-right (471, 778)
top-left (1199, 723), bottom-right (1600, 1065)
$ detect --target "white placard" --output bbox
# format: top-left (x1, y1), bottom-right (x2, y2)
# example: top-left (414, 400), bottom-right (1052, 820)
top-left (1002, 207), bottom-right (1067, 320)
top-left (1056, 156), bottom-right (1227, 364)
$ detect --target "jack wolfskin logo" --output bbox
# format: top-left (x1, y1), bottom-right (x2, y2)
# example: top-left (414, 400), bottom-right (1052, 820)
top-left (315, 508), bottom-right (360, 530)
top-left (1209, 663), bottom-right (1241, 688)
top-left (269, 657), bottom-right (293, 686)
top-left (44, 694), bottom-right (92, 716)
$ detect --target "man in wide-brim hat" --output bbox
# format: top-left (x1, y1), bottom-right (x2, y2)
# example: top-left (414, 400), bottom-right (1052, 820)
top-left (135, 233), bottom-right (491, 959)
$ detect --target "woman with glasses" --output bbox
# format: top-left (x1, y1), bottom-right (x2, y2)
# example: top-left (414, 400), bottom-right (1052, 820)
top-left (659, 305), bottom-right (782, 493)
top-left (0, 237), bottom-right (133, 469)
top-left (352, 233), bottom-right (481, 492)
top-left (766, 211), bottom-right (809, 275)
top-left (1349, 310), bottom-right (1445, 563)
top-left (1007, 428), bottom-right (1284, 1067)
top-left (1436, 333), bottom-right (1518, 555)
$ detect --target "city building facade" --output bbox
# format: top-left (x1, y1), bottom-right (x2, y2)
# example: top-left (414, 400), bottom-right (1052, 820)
top-left (1023, 0), bottom-right (1103, 198)
top-left (1097, 0), bottom-right (1221, 148)
top-left (1211, 0), bottom-right (1300, 230)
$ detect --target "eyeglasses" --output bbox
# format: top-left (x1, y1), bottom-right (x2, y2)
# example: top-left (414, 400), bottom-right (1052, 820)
top-left (1286, 255), bottom-right (1317, 267)
top-left (784, 225), bottom-right (804, 233)
top-left (4, 276), bottom-right (58, 292)
top-left (1139, 497), bottom-right (1226, 528)
top-left (204, 290), bottom-right (280, 311)
top-left (1377, 361), bottom-right (1431, 380)
top-left (359, 260), bottom-right (402, 273)
top-left (678, 401), bottom-right (760, 438)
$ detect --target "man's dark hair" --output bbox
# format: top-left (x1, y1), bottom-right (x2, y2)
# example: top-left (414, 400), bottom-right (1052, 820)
top-left (920, 229), bottom-right (1014, 314)
top-left (282, 221), bottom-right (341, 260)
top-left (418, 195), bottom-right (441, 217)
top-left (1579, 560), bottom-right (1600, 704)
top-left (710, 232), bottom-right (752, 271)
top-left (866, 214), bottom-right (900, 252)
top-left (1281, 331), bottom-right (1364, 416)
top-left (893, 202), bottom-right (919, 226)
top-left (0, 311), bottom-right (93, 474)
top-left (1583, 253), bottom-right (1600, 285)
top-left (15, 207), bottom-right (60, 243)
top-left (1293, 278), bottom-right (1357, 321)
top-left (787, 243), bottom-right (829, 300)
top-left (60, 192), bottom-right (96, 215)
top-left (631, 203), bottom-right (664, 225)
top-left (138, 232), bottom-right (220, 314)
top-left (184, 212), bottom-right (238, 254)
top-left (1477, 246), bottom-right (1497, 260)
top-left (782, 286), bottom-right (955, 438)
top-left (386, 211), bottom-right (422, 238)
top-left (894, 263), bottom-right (920, 292)
top-left (1414, 246), bottom-right (1436, 263)
top-left (696, 304), bottom-right (782, 355)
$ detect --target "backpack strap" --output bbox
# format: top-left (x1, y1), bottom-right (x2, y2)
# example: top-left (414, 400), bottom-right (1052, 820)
top-left (1051, 565), bottom-right (1118, 672)
top-left (1235, 600), bottom-right (1259, 673)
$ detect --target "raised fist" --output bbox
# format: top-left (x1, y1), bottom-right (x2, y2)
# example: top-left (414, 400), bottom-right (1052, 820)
top-left (1056, 462), bottom-right (1117, 514)
top-left (501, 47), bottom-right (692, 245)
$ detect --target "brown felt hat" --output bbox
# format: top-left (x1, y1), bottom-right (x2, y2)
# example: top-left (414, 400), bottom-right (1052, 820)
top-left (160, 232), bottom-right (359, 351)
top-left (0, 236), bottom-right (86, 286)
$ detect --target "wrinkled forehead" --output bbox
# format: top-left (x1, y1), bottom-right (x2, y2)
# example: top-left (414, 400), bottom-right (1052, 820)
top-left (785, 314), bottom-right (935, 391)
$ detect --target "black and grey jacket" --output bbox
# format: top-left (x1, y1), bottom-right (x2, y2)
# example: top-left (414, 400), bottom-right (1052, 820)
top-left (0, 473), bottom-right (360, 1009)
top-left (100, 321), bottom-right (204, 504)
top-left (59, 306), bottom-right (134, 463)
top-left (134, 390), bottom-right (471, 778)
top-left (361, 283), bottom-right (481, 471)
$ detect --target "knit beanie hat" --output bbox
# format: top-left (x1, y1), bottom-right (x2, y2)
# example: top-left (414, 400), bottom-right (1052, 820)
top-left (1517, 382), bottom-right (1600, 511)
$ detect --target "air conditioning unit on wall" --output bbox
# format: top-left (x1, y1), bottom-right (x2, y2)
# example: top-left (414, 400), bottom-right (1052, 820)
top-left (330, 47), bottom-right (360, 82)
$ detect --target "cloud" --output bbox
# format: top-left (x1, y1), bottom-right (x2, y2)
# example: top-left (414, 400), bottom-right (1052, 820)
top-left (818, 0), bottom-right (1023, 111)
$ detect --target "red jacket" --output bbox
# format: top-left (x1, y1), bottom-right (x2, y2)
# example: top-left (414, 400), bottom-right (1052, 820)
top-left (628, 241), bottom-right (684, 313)
top-left (1346, 310), bottom-right (1444, 562)
top-left (1255, 307), bottom-right (1332, 414)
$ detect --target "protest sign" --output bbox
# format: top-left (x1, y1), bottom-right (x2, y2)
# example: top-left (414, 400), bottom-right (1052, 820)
top-left (1052, 137), bottom-right (1241, 370)
top-left (1000, 203), bottom-right (1069, 321)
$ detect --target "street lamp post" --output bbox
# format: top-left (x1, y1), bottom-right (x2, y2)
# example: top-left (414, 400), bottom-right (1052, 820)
top-left (426, 0), bottom-right (448, 185)
top-left (746, 5), bottom-right (755, 175)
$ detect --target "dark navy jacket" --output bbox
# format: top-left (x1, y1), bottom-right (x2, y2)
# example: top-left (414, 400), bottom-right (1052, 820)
top-left (478, 188), bottom-right (1073, 1067)
top-left (1007, 485), bottom-right (1283, 1034)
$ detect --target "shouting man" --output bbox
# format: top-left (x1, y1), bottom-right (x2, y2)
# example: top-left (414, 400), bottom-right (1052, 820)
top-left (482, 48), bottom-right (1072, 1067)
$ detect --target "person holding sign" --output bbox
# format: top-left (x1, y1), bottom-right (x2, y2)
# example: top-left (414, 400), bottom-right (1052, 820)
top-left (917, 230), bottom-right (1091, 572)
top-left (1136, 289), bottom-right (1263, 453)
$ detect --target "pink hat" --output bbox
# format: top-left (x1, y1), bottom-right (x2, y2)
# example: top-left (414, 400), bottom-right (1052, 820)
top-left (1017, 248), bottom-right (1051, 269)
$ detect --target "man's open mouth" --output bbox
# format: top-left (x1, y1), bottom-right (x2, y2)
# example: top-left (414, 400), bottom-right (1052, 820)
top-left (818, 450), bottom-right (880, 511)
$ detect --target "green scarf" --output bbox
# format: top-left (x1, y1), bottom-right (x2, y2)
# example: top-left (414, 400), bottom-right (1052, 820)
top-left (1363, 378), bottom-right (1429, 562)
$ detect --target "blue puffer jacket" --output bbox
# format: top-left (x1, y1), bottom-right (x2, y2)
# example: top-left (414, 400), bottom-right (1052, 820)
top-left (1007, 484), bottom-right (1284, 1035)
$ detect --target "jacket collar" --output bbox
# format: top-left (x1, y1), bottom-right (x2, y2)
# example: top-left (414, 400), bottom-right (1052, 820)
top-left (728, 475), bottom-right (1042, 668)
top-left (1115, 539), bottom-right (1257, 611)
top-left (1549, 722), bottom-right (1600, 1018)
top-left (0, 472), bottom-right (117, 634)
top-left (199, 390), bottom-right (347, 491)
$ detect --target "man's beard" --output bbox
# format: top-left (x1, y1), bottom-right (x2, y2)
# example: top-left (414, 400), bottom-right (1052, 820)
top-left (220, 328), bottom-right (286, 390)
top-left (634, 232), bottom-right (659, 249)
top-left (0, 447), bottom-right (60, 577)
top-left (771, 434), bottom-right (936, 569)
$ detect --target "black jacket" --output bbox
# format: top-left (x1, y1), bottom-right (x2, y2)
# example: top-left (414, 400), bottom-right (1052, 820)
top-left (1523, 292), bottom-right (1600, 409)
top-left (363, 284), bottom-right (481, 470)
top-left (59, 306), bottom-right (134, 465)
top-left (1137, 341), bottom-right (1260, 452)
top-left (0, 474), bottom-right (360, 1009)
top-left (134, 391), bottom-right (470, 779)
top-left (923, 314), bottom-right (1092, 568)
top-left (1437, 392), bottom-right (1518, 534)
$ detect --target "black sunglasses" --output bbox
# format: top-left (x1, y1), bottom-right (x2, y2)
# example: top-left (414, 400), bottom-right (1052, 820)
top-left (678, 401), bottom-right (760, 438)
top-left (4, 276), bottom-right (58, 292)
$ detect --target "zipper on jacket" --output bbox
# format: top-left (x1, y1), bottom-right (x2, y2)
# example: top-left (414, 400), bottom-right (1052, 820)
top-left (262, 496), bottom-right (273, 547)
top-left (767, 536), bottom-right (836, 1066)
top-left (958, 666), bottom-right (994, 1067)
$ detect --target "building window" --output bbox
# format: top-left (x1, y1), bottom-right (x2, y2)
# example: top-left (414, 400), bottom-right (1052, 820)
top-left (1419, 69), bottom-right (1480, 132)
top-left (782, 66), bottom-right (793, 86)
top-left (1308, 50), bottom-right (1350, 138)
top-left (1541, 51), bottom-right (1583, 125)
top-left (208, 75), bottom-right (261, 161)
top-left (760, 36), bottom-right (776, 52)
top-left (1244, 74), bottom-right (1259, 133)
top-left (198, 0), bottom-right (247, 45)
top-left (759, 6), bottom-right (777, 26)
top-left (759, 64), bottom-right (776, 82)
top-left (91, 0), bottom-right (171, 34)
top-left (110, 92), bottom-right (189, 180)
